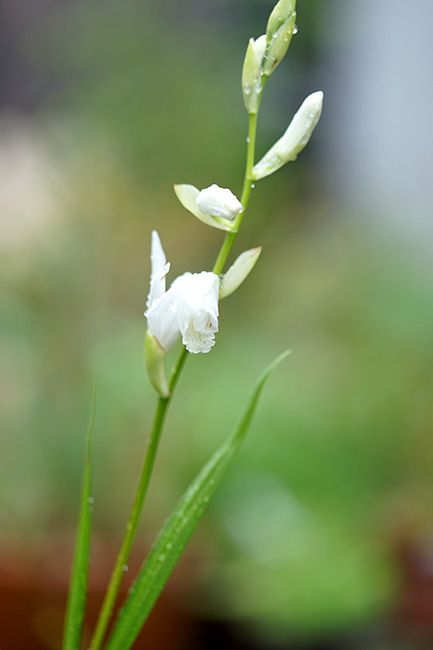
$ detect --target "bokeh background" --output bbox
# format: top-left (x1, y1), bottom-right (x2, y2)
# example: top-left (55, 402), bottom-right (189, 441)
top-left (2, 0), bottom-right (433, 648)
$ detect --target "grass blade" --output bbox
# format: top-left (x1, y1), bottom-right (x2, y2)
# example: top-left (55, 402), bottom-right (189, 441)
top-left (62, 388), bottom-right (96, 650)
top-left (106, 351), bottom-right (289, 650)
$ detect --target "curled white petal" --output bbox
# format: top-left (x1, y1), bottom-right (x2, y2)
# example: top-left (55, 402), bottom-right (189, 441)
top-left (253, 91), bottom-right (324, 180)
top-left (146, 230), bottom-right (170, 310)
top-left (196, 184), bottom-right (243, 221)
top-left (219, 247), bottom-right (262, 299)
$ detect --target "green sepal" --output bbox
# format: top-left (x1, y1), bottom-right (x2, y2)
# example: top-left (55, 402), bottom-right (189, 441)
top-left (144, 332), bottom-right (170, 398)
top-left (219, 247), bottom-right (262, 299)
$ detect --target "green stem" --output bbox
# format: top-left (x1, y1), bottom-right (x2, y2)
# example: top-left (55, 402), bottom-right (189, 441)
top-left (212, 112), bottom-right (257, 275)
top-left (89, 108), bottom-right (260, 650)
top-left (88, 353), bottom-right (187, 650)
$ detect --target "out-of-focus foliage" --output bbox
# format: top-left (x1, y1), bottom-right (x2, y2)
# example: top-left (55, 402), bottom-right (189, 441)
top-left (1, 0), bottom-right (433, 645)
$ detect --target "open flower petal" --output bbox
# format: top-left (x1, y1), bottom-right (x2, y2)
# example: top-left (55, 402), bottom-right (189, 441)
top-left (146, 285), bottom-right (181, 353)
top-left (171, 272), bottom-right (220, 354)
top-left (219, 247), bottom-right (262, 299)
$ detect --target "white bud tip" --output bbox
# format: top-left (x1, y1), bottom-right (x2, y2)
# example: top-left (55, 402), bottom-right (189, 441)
top-left (307, 90), bottom-right (324, 111)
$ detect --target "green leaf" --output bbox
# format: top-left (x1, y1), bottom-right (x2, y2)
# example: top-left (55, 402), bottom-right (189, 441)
top-left (62, 387), bottom-right (96, 650)
top-left (105, 351), bottom-right (290, 650)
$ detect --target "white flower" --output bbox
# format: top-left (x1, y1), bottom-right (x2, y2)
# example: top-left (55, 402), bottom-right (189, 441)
top-left (145, 231), bottom-right (220, 354)
top-left (253, 91), bottom-right (324, 180)
top-left (196, 184), bottom-right (243, 221)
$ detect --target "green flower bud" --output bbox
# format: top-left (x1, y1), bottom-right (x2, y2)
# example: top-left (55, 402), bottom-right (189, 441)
top-left (144, 332), bottom-right (170, 398)
top-left (266, 0), bottom-right (296, 39)
top-left (242, 35), bottom-right (266, 114)
top-left (263, 0), bottom-right (297, 76)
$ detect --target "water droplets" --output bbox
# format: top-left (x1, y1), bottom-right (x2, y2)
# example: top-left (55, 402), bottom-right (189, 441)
top-left (293, 24), bottom-right (298, 35)
top-left (122, 564), bottom-right (129, 572)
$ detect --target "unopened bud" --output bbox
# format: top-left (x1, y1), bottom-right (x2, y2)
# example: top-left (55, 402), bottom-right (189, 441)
top-left (267, 0), bottom-right (296, 38)
top-left (253, 91), bottom-right (323, 180)
top-left (196, 184), bottom-right (243, 221)
top-left (242, 35), bottom-right (267, 114)
top-left (174, 184), bottom-right (237, 232)
top-left (264, 0), bottom-right (297, 75)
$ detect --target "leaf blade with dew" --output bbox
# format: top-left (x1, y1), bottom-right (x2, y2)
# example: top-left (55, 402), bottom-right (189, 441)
top-left (105, 351), bottom-right (290, 650)
top-left (62, 388), bottom-right (96, 650)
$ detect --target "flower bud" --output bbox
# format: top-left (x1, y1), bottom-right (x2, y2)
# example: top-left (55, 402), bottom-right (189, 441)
top-left (267, 0), bottom-right (296, 38)
top-left (219, 247), bottom-right (262, 299)
top-left (144, 332), bottom-right (170, 398)
top-left (174, 184), bottom-right (238, 232)
top-left (264, 0), bottom-right (297, 76)
top-left (242, 35), bottom-right (267, 114)
top-left (253, 91), bottom-right (323, 180)
top-left (196, 184), bottom-right (243, 221)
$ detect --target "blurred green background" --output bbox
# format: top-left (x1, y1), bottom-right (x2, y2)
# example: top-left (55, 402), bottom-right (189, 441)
top-left (1, 1), bottom-right (433, 648)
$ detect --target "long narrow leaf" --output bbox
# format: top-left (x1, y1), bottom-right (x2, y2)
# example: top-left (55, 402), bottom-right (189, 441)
top-left (62, 388), bottom-right (96, 650)
top-left (106, 351), bottom-right (289, 650)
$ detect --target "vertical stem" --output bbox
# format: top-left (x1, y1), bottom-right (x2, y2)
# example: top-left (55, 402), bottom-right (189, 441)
top-left (89, 108), bottom-right (260, 650)
top-left (212, 112), bottom-right (258, 275)
top-left (88, 352), bottom-right (188, 650)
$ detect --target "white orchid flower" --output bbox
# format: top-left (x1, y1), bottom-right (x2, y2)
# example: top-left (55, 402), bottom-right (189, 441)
top-left (145, 231), bottom-right (220, 356)
top-left (174, 183), bottom-right (243, 231)
top-left (144, 232), bottom-right (261, 395)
